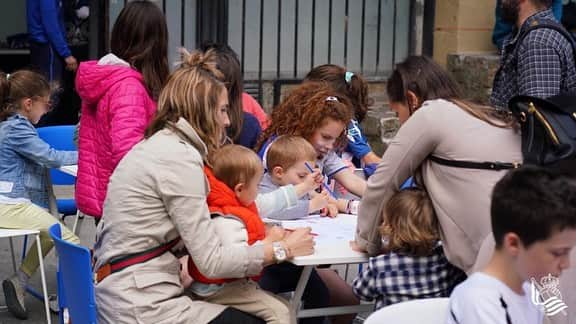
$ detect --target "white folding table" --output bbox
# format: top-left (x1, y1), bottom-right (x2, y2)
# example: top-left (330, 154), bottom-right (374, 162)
top-left (58, 165), bottom-right (77, 177)
top-left (276, 214), bottom-right (375, 318)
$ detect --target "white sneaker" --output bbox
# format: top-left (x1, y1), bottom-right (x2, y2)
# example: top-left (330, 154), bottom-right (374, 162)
top-left (48, 294), bottom-right (59, 313)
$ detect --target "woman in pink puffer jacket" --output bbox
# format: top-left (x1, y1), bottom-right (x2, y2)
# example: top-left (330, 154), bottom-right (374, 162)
top-left (75, 1), bottom-right (169, 219)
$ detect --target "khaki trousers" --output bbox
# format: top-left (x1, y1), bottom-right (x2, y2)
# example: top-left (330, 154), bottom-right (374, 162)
top-left (0, 203), bottom-right (80, 276)
top-left (201, 279), bottom-right (295, 324)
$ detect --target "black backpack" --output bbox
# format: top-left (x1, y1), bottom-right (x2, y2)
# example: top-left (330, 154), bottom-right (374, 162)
top-left (508, 94), bottom-right (576, 174)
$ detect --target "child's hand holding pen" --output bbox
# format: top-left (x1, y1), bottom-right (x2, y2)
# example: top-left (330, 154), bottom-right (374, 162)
top-left (294, 168), bottom-right (324, 198)
top-left (304, 162), bottom-right (336, 197)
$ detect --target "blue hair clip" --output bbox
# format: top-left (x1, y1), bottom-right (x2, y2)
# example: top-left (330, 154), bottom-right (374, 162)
top-left (345, 71), bottom-right (354, 84)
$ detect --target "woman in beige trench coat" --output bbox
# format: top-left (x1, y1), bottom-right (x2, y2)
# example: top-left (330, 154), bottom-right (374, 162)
top-left (92, 50), bottom-right (315, 324)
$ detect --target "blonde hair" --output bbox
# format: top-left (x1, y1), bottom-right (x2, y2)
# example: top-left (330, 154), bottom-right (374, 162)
top-left (146, 49), bottom-right (226, 160)
top-left (266, 135), bottom-right (317, 171)
top-left (380, 189), bottom-right (439, 257)
top-left (212, 144), bottom-right (263, 189)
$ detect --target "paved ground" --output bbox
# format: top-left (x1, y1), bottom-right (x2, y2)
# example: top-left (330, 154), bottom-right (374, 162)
top-left (0, 215), bottom-right (97, 324)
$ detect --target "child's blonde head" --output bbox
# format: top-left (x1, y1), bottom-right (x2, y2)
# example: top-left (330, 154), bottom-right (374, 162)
top-left (212, 144), bottom-right (263, 189)
top-left (266, 135), bottom-right (317, 171)
top-left (380, 189), bottom-right (439, 257)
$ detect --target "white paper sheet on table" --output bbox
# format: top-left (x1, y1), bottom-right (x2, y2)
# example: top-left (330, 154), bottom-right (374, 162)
top-left (265, 214), bottom-right (357, 245)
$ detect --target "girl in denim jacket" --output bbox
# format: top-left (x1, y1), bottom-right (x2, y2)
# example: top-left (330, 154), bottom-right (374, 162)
top-left (0, 70), bottom-right (80, 320)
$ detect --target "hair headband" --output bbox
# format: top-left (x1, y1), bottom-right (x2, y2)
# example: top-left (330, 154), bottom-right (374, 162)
top-left (345, 71), bottom-right (354, 84)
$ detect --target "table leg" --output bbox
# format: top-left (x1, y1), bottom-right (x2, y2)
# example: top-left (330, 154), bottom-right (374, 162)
top-left (9, 237), bottom-right (17, 273)
top-left (36, 234), bottom-right (51, 324)
top-left (291, 265), bottom-right (313, 317)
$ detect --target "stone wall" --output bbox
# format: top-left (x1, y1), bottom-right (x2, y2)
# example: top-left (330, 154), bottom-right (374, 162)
top-left (434, 0), bottom-right (497, 66)
top-left (447, 53), bottom-right (500, 104)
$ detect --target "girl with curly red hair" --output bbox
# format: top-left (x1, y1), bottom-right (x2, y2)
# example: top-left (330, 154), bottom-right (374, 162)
top-left (257, 82), bottom-right (366, 200)
top-left (257, 82), bottom-right (365, 324)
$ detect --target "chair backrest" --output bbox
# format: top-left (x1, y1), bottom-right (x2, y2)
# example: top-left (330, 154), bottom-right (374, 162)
top-left (48, 224), bottom-right (97, 324)
top-left (364, 298), bottom-right (450, 324)
top-left (37, 126), bottom-right (77, 185)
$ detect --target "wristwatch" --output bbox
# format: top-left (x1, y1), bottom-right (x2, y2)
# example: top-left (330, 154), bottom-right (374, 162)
top-left (272, 241), bottom-right (288, 263)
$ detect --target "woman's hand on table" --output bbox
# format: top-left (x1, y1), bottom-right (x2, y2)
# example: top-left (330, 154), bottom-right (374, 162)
top-left (283, 227), bottom-right (315, 258)
top-left (262, 225), bottom-right (286, 244)
top-left (349, 240), bottom-right (365, 252)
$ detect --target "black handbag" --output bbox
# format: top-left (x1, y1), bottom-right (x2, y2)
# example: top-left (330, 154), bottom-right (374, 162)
top-left (508, 94), bottom-right (576, 167)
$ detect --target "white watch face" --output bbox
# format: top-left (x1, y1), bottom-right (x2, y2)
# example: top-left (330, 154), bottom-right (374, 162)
top-left (273, 243), bottom-right (287, 262)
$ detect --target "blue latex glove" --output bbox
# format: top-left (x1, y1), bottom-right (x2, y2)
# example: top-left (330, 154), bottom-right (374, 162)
top-left (363, 163), bottom-right (378, 178)
top-left (346, 120), bottom-right (372, 160)
top-left (401, 177), bottom-right (416, 189)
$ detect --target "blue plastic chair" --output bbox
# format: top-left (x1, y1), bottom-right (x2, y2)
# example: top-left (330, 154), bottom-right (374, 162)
top-left (48, 223), bottom-right (97, 324)
top-left (37, 126), bottom-right (77, 215)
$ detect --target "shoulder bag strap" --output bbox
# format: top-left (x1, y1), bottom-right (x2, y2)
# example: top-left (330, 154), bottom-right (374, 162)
top-left (429, 155), bottom-right (521, 171)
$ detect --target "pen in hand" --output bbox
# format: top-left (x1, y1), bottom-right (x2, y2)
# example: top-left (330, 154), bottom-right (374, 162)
top-left (304, 161), bottom-right (336, 198)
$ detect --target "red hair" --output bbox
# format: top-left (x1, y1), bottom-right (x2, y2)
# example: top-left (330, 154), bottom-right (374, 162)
top-left (257, 82), bottom-right (352, 152)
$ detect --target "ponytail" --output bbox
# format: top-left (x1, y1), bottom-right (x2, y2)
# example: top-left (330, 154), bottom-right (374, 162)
top-left (0, 71), bottom-right (10, 121)
top-left (0, 70), bottom-right (50, 122)
top-left (345, 72), bottom-right (373, 122)
top-left (304, 64), bottom-right (373, 123)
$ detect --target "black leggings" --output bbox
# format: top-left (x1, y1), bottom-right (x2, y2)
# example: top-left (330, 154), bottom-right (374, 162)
top-left (258, 263), bottom-right (329, 324)
top-left (209, 307), bottom-right (266, 324)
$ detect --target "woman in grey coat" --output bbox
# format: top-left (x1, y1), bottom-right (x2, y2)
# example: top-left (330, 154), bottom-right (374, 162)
top-left (355, 56), bottom-right (522, 273)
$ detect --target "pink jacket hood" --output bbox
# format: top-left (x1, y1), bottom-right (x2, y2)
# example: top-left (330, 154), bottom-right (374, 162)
top-left (76, 60), bottom-right (145, 107)
top-left (75, 56), bottom-right (157, 218)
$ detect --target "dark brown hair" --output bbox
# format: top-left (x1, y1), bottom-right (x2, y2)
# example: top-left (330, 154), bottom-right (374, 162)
top-left (387, 55), bottom-right (515, 128)
top-left (304, 64), bottom-right (373, 122)
top-left (111, 1), bottom-right (169, 100)
top-left (0, 70), bottom-right (50, 122)
top-left (145, 49), bottom-right (226, 161)
top-left (257, 82), bottom-right (353, 152)
top-left (380, 189), bottom-right (439, 257)
top-left (199, 42), bottom-right (244, 142)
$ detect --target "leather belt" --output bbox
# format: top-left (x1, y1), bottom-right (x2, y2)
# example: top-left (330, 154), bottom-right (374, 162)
top-left (95, 238), bottom-right (180, 283)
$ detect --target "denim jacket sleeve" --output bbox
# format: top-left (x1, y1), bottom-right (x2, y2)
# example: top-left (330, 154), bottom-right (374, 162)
top-left (10, 119), bottom-right (78, 168)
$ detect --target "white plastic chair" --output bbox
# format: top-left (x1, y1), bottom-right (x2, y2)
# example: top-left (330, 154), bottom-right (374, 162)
top-left (363, 298), bottom-right (450, 324)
